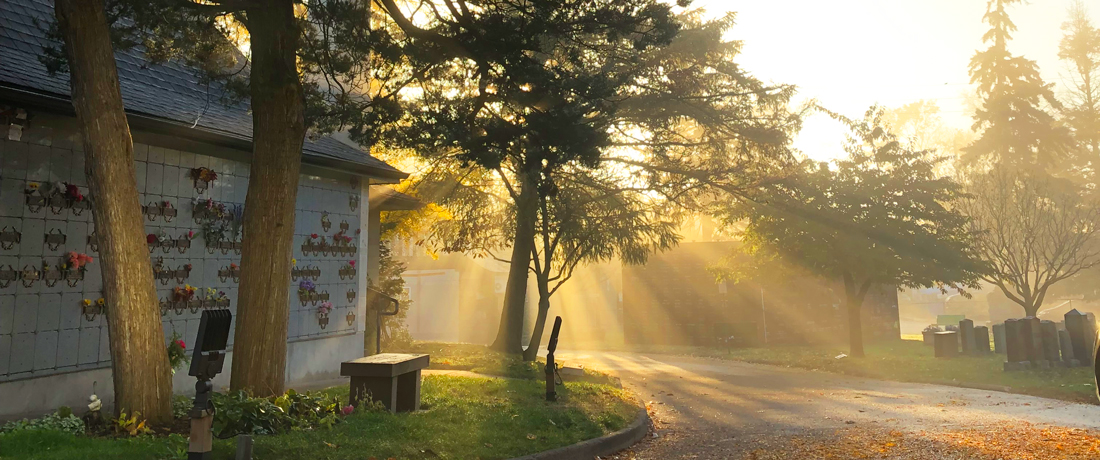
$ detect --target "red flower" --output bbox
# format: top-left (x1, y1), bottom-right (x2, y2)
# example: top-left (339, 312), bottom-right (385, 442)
top-left (349, 260), bottom-right (356, 267)
top-left (230, 263), bottom-right (238, 269)
top-left (147, 234), bottom-right (157, 244)
top-left (175, 340), bottom-right (185, 349)
top-left (310, 233), bottom-right (318, 239)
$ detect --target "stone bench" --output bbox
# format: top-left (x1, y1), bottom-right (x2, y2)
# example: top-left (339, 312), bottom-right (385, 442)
top-left (341, 353), bottom-right (429, 413)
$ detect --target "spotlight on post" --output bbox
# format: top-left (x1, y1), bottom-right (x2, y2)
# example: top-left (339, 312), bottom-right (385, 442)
top-left (187, 309), bottom-right (232, 460)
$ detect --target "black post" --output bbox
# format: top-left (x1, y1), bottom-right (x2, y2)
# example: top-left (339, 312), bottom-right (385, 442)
top-left (545, 316), bottom-right (563, 402)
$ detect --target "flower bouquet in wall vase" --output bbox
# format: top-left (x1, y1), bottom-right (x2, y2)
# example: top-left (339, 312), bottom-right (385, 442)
top-left (298, 279), bottom-right (316, 307)
top-left (317, 301), bottom-right (332, 329)
top-left (190, 167), bottom-right (218, 194)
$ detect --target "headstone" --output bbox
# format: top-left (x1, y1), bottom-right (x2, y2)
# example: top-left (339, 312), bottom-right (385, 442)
top-left (992, 323), bottom-right (1006, 354)
top-left (959, 319), bottom-right (976, 354)
top-left (974, 326), bottom-right (991, 354)
top-left (1020, 316), bottom-right (1046, 367)
top-left (922, 328), bottom-right (937, 346)
top-left (934, 331), bottom-right (958, 358)
top-left (1004, 319), bottom-right (1024, 363)
top-left (1040, 320), bottom-right (1061, 364)
top-left (1065, 309), bottom-right (1093, 364)
top-left (1087, 313), bottom-right (1098, 365)
top-left (1059, 329), bottom-right (1080, 367)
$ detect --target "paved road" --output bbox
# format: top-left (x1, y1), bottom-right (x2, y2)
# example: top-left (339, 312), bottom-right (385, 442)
top-left (552, 351), bottom-right (1100, 459)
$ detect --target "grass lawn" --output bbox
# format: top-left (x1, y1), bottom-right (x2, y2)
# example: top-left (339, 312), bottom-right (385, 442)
top-left (392, 342), bottom-right (612, 384)
top-left (0, 375), bottom-right (639, 460)
top-left (633, 340), bottom-right (1098, 404)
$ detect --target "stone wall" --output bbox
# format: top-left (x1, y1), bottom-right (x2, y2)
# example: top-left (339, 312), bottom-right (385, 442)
top-left (0, 113), bottom-right (370, 419)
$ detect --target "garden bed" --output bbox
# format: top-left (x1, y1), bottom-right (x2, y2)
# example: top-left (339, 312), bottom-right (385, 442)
top-left (0, 375), bottom-right (638, 460)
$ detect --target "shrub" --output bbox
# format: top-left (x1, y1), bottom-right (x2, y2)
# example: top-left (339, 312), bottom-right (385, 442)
top-left (172, 395), bottom-right (192, 419)
top-left (211, 389), bottom-right (344, 438)
top-left (0, 410), bottom-right (85, 436)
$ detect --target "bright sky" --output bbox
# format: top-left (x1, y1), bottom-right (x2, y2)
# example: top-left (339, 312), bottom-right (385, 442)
top-left (694, 0), bottom-right (1100, 161)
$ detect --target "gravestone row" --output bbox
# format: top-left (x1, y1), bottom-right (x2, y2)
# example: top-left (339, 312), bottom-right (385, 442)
top-left (1000, 309), bottom-right (1096, 372)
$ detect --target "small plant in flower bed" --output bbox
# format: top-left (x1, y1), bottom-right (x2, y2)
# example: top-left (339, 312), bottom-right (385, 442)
top-left (0, 407), bottom-right (84, 436)
top-left (210, 389), bottom-right (345, 437)
top-left (167, 332), bottom-right (189, 374)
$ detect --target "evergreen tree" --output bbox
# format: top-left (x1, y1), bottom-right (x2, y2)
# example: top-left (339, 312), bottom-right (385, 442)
top-left (1059, 0), bottom-right (1100, 176)
top-left (965, 0), bottom-right (1073, 170)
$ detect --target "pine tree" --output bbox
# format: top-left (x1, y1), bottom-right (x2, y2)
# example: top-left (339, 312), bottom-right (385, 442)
top-left (965, 0), bottom-right (1073, 170)
top-left (1059, 0), bottom-right (1100, 176)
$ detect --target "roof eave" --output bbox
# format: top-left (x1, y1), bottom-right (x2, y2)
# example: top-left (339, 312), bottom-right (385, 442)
top-left (0, 85), bottom-right (408, 181)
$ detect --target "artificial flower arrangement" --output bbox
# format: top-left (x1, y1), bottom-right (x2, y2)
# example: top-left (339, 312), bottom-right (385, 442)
top-left (339, 260), bottom-right (356, 280)
top-left (204, 288), bottom-right (230, 309)
top-left (167, 332), bottom-right (189, 374)
top-left (189, 167), bottom-right (218, 193)
top-left (80, 297), bottom-right (106, 321)
top-left (24, 182), bottom-right (89, 213)
top-left (317, 301), bottom-right (333, 329)
top-left (47, 252), bottom-right (94, 286)
top-left (298, 279), bottom-right (317, 306)
top-left (172, 284), bottom-right (196, 303)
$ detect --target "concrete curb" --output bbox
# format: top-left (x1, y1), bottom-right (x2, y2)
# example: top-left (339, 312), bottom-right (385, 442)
top-left (508, 405), bottom-right (650, 460)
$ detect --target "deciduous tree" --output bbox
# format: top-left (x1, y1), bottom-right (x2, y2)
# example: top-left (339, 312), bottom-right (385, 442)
top-left (726, 107), bottom-right (985, 357)
top-left (958, 168), bottom-right (1100, 317)
top-left (52, 0), bottom-right (172, 422)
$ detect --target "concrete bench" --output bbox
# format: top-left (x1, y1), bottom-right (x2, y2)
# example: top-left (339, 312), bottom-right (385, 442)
top-left (341, 353), bottom-right (430, 413)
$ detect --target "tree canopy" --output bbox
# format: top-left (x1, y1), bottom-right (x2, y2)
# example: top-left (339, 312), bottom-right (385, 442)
top-left (724, 107), bottom-right (986, 356)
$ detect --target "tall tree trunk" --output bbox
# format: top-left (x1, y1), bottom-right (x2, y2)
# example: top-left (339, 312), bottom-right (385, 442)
top-left (54, 0), bottom-right (171, 423)
top-left (230, 0), bottom-right (306, 396)
top-left (843, 273), bottom-right (872, 359)
top-left (522, 272), bottom-right (551, 362)
top-left (490, 167), bottom-right (537, 354)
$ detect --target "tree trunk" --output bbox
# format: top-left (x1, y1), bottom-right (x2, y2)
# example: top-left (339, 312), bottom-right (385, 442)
top-left (843, 273), bottom-right (872, 358)
top-left (1023, 304), bottom-right (1039, 317)
top-left (522, 273), bottom-right (551, 362)
top-left (229, 0), bottom-right (306, 397)
top-left (54, 0), bottom-right (172, 423)
top-left (490, 167), bottom-right (537, 354)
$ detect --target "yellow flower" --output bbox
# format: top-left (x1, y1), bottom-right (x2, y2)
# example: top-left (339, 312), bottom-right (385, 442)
top-left (96, 298), bottom-right (105, 306)
top-left (28, 183), bottom-right (38, 190)
top-left (291, 258), bottom-right (297, 266)
top-left (82, 299), bottom-right (91, 306)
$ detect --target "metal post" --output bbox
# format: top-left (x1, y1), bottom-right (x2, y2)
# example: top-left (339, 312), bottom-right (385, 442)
top-left (545, 316), bottom-right (563, 402)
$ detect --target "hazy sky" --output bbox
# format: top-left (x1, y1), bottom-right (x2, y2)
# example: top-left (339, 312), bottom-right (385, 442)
top-left (693, 0), bottom-right (1100, 161)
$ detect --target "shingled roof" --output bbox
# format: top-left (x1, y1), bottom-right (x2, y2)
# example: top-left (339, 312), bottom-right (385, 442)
top-left (0, 0), bottom-right (406, 180)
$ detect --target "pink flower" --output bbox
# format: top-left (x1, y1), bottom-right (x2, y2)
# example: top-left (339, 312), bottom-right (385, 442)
top-left (188, 230), bottom-right (195, 239)
top-left (176, 340), bottom-right (186, 349)
top-left (341, 405), bottom-right (354, 416)
top-left (348, 260), bottom-right (355, 267)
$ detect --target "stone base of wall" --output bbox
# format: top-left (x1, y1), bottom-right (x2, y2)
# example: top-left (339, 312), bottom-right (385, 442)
top-left (0, 331), bottom-right (364, 421)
